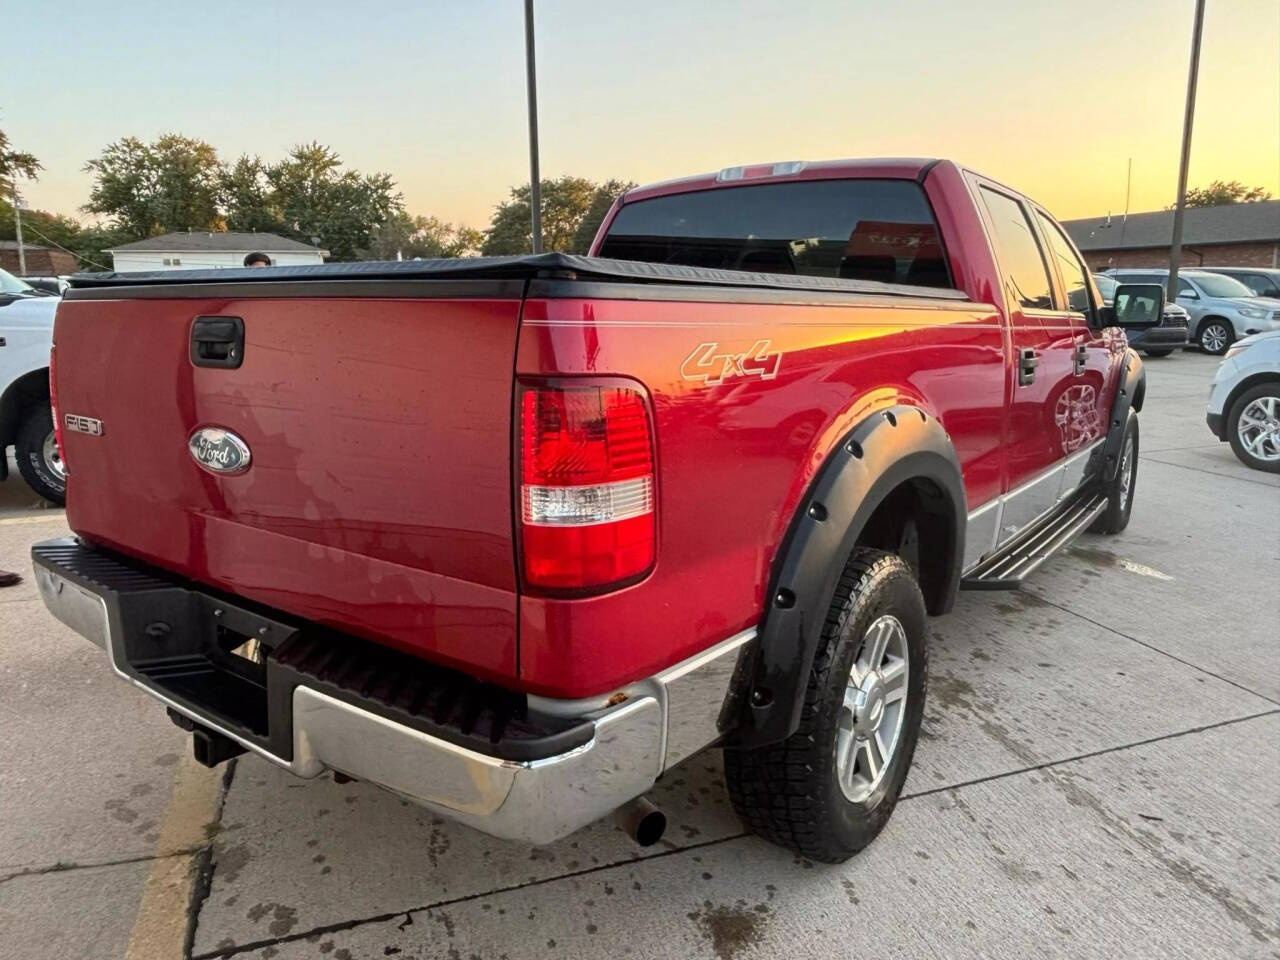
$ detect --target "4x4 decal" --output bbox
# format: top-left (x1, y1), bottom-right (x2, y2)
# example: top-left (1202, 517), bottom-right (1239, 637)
top-left (681, 339), bottom-right (782, 386)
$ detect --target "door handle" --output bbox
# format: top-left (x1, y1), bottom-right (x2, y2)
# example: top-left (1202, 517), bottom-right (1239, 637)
top-left (190, 316), bottom-right (245, 369)
top-left (1074, 343), bottom-right (1088, 376)
top-left (1018, 347), bottom-right (1038, 386)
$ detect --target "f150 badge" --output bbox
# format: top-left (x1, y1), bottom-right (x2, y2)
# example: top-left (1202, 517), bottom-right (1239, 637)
top-left (188, 427), bottom-right (251, 475)
top-left (680, 340), bottom-right (782, 386)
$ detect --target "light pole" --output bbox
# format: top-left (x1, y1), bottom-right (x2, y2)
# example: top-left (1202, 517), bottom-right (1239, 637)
top-left (1167, 0), bottom-right (1206, 300)
top-left (11, 186), bottom-right (26, 275)
top-left (524, 0), bottom-right (543, 254)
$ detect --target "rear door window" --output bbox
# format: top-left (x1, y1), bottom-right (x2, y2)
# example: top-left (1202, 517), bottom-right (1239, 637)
top-left (978, 187), bottom-right (1054, 311)
top-left (597, 179), bottom-right (953, 288)
top-left (1035, 210), bottom-right (1096, 322)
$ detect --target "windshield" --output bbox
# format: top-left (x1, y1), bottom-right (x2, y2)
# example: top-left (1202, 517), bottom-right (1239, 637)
top-left (1092, 275), bottom-right (1117, 297)
top-left (0, 267), bottom-right (35, 296)
top-left (1190, 273), bottom-right (1255, 298)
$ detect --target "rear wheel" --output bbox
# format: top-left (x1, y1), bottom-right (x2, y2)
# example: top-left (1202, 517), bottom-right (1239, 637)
top-left (16, 405), bottom-right (66, 505)
top-left (724, 549), bottom-right (927, 863)
top-left (1198, 319), bottom-right (1233, 355)
top-left (1090, 414), bottom-right (1138, 534)
top-left (1227, 383), bottom-right (1280, 474)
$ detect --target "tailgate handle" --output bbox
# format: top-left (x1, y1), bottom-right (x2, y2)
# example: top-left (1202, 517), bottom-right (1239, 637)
top-left (191, 316), bottom-right (245, 369)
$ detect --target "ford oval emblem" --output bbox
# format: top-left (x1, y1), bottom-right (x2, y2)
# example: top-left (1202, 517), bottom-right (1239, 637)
top-left (188, 427), bottom-right (251, 475)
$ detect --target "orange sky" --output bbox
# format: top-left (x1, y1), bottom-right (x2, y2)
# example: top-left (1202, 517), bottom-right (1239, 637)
top-left (6, 0), bottom-right (1278, 228)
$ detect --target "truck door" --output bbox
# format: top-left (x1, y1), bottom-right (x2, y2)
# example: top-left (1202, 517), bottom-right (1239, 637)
top-left (973, 183), bottom-right (1079, 542)
top-left (1034, 209), bottom-right (1111, 492)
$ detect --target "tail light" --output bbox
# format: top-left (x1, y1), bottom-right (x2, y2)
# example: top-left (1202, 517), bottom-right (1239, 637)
top-left (519, 380), bottom-right (656, 592)
top-left (49, 345), bottom-right (65, 471)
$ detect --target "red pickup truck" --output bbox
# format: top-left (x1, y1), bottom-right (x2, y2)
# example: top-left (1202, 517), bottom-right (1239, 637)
top-left (33, 158), bottom-right (1163, 863)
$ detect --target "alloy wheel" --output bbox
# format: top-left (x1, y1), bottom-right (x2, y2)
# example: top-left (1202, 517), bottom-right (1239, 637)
top-left (1201, 324), bottom-right (1229, 353)
top-left (42, 430), bottom-right (66, 482)
top-left (1237, 396), bottom-right (1280, 463)
top-left (835, 614), bottom-right (909, 803)
top-left (1119, 434), bottom-right (1135, 505)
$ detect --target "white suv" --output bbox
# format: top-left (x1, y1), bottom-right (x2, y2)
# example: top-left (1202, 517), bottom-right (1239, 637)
top-left (1206, 330), bottom-right (1280, 472)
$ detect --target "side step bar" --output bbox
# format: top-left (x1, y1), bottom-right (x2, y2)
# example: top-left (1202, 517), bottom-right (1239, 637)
top-left (961, 489), bottom-right (1109, 591)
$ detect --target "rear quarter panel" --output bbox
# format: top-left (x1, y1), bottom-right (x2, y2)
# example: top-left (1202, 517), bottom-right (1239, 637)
top-left (516, 291), bottom-right (1005, 696)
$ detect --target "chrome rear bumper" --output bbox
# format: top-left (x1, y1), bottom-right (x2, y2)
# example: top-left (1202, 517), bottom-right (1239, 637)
top-left (32, 539), bottom-right (752, 844)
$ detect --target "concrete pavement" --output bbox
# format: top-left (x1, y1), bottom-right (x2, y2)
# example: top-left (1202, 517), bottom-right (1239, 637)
top-left (1, 351), bottom-right (1277, 959)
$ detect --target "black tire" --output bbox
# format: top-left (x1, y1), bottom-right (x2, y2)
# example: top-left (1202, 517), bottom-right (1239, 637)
top-left (16, 405), bottom-right (67, 505)
top-left (1142, 349), bottom-right (1173, 358)
top-left (1089, 413), bottom-right (1138, 534)
top-left (1197, 318), bottom-right (1234, 355)
top-left (724, 549), bottom-right (927, 863)
top-left (1226, 382), bottom-right (1280, 474)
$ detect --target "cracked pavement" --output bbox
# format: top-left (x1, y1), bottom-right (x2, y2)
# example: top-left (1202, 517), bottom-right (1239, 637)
top-left (1, 350), bottom-right (1277, 959)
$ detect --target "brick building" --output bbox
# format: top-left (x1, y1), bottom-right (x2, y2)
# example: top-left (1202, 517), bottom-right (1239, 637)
top-left (1062, 200), bottom-right (1280, 271)
top-left (0, 241), bottom-right (79, 277)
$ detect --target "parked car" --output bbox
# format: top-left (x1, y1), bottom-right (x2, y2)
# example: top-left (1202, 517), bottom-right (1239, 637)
top-left (1092, 273), bottom-right (1188, 356)
top-left (1105, 267), bottom-right (1280, 354)
top-left (33, 158), bottom-right (1160, 863)
top-left (19, 275), bottom-right (70, 297)
top-left (1197, 266), bottom-right (1280, 299)
top-left (0, 267), bottom-right (65, 503)
top-left (1206, 329), bottom-right (1280, 472)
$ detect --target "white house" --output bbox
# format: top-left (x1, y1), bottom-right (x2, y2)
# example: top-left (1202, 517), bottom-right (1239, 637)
top-left (105, 232), bottom-right (329, 272)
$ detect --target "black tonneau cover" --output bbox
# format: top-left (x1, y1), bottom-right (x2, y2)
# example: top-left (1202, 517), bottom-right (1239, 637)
top-left (68, 252), bottom-right (969, 302)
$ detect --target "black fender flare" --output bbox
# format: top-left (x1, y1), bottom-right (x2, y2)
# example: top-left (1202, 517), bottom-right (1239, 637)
top-left (1100, 349), bottom-right (1145, 481)
top-left (723, 405), bottom-right (966, 750)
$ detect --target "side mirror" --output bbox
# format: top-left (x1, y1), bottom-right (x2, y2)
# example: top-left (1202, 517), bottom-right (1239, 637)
top-left (1178, 287), bottom-right (1199, 300)
top-left (1103, 283), bottom-right (1164, 329)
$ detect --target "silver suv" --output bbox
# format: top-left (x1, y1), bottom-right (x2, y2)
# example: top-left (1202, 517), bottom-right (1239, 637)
top-left (1107, 268), bottom-right (1280, 355)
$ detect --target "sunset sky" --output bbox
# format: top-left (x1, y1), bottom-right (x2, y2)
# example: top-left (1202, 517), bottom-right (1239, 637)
top-left (6, 0), bottom-right (1277, 230)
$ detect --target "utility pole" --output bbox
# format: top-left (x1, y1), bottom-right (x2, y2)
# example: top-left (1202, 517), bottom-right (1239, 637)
top-left (11, 185), bottom-right (26, 275)
top-left (523, 0), bottom-right (543, 254)
top-left (1119, 158), bottom-right (1132, 246)
top-left (1168, 0), bottom-right (1206, 301)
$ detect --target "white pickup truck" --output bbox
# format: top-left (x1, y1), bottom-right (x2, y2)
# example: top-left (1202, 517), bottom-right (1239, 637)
top-left (0, 267), bottom-right (64, 504)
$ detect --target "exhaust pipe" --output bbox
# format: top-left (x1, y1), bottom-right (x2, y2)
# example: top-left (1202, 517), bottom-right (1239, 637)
top-left (613, 796), bottom-right (666, 847)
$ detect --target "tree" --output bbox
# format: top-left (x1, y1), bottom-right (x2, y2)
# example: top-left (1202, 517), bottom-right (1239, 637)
top-left (483, 176), bottom-right (607, 255)
top-left (220, 155), bottom-right (282, 233)
top-left (570, 179), bottom-right (636, 254)
top-left (0, 202), bottom-right (131, 271)
top-left (83, 134), bottom-right (223, 237)
top-left (0, 128), bottom-right (41, 194)
top-left (364, 212), bottom-right (481, 260)
top-left (263, 143), bottom-right (402, 260)
top-left (1175, 180), bottom-right (1272, 208)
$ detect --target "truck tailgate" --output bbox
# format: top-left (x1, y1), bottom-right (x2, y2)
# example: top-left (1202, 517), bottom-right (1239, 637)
top-left (54, 291), bottom-right (521, 681)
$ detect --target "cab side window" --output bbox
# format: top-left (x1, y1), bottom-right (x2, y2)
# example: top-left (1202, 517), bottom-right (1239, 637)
top-left (1035, 210), bottom-right (1096, 323)
top-left (979, 187), bottom-right (1054, 311)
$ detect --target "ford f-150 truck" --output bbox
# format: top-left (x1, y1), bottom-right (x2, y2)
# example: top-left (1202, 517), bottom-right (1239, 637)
top-left (33, 159), bottom-right (1163, 863)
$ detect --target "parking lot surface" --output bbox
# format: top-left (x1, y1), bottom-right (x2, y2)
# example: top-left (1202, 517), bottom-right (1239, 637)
top-left (2, 351), bottom-right (1277, 959)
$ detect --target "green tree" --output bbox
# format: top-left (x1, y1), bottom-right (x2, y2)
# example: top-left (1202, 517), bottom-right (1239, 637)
top-left (482, 176), bottom-right (606, 255)
top-left (0, 203), bottom-right (130, 272)
top-left (570, 179), bottom-right (635, 254)
top-left (263, 143), bottom-right (402, 260)
top-left (83, 134), bottom-right (223, 237)
top-left (1176, 180), bottom-right (1272, 208)
top-left (365, 211), bottom-right (481, 260)
top-left (220, 155), bottom-right (282, 233)
top-left (0, 128), bottom-right (41, 194)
